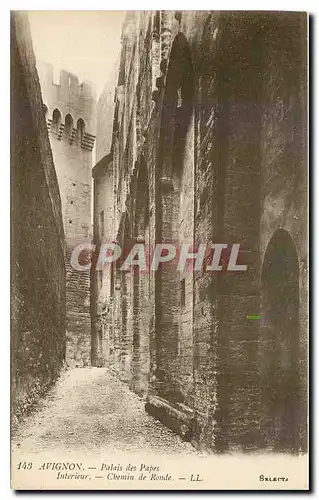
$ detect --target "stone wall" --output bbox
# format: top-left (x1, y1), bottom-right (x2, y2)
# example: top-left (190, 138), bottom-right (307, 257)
top-left (11, 12), bottom-right (66, 421)
top-left (92, 11), bottom-right (308, 453)
top-left (258, 13), bottom-right (308, 452)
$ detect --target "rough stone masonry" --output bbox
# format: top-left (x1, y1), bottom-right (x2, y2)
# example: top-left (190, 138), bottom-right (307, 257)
top-left (91, 11), bottom-right (307, 454)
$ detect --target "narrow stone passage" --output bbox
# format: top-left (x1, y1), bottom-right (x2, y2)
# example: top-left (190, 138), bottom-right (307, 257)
top-left (12, 368), bottom-right (198, 456)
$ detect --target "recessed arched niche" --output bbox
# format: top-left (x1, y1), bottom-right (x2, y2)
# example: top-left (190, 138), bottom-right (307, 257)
top-left (63, 113), bottom-right (73, 140)
top-left (260, 229), bottom-right (301, 453)
top-left (76, 118), bottom-right (85, 143)
top-left (51, 108), bottom-right (61, 135)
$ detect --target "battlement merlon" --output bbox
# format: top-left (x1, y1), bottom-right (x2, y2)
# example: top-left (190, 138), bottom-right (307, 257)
top-left (37, 60), bottom-right (97, 135)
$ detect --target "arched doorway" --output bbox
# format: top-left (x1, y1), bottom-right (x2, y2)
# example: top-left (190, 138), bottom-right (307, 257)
top-left (155, 33), bottom-right (194, 403)
top-left (260, 229), bottom-right (301, 452)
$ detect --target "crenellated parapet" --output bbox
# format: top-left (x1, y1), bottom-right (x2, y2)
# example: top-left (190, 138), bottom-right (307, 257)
top-left (37, 60), bottom-right (97, 141)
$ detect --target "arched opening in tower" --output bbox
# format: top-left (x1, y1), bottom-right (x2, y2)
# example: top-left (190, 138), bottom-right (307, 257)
top-left (64, 113), bottom-right (73, 141)
top-left (51, 108), bottom-right (61, 135)
top-left (77, 118), bottom-right (85, 144)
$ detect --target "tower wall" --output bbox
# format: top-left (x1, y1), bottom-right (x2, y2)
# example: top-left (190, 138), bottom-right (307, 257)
top-left (38, 62), bottom-right (96, 367)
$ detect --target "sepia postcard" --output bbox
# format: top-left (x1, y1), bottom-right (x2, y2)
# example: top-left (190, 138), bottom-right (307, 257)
top-left (10, 10), bottom-right (309, 490)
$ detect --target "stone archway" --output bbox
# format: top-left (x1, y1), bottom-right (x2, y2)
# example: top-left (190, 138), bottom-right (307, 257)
top-left (260, 229), bottom-right (301, 452)
top-left (155, 32), bottom-right (194, 404)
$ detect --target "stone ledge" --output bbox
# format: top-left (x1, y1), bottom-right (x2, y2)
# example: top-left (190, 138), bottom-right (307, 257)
top-left (145, 395), bottom-right (194, 441)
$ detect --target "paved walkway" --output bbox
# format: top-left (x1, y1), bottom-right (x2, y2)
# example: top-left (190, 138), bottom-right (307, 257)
top-left (12, 368), bottom-right (197, 456)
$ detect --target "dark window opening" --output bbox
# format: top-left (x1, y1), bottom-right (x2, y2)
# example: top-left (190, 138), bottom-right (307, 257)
top-left (77, 118), bottom-right (85, 143)
top-left (64, 113), bottom-right (73, 139)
